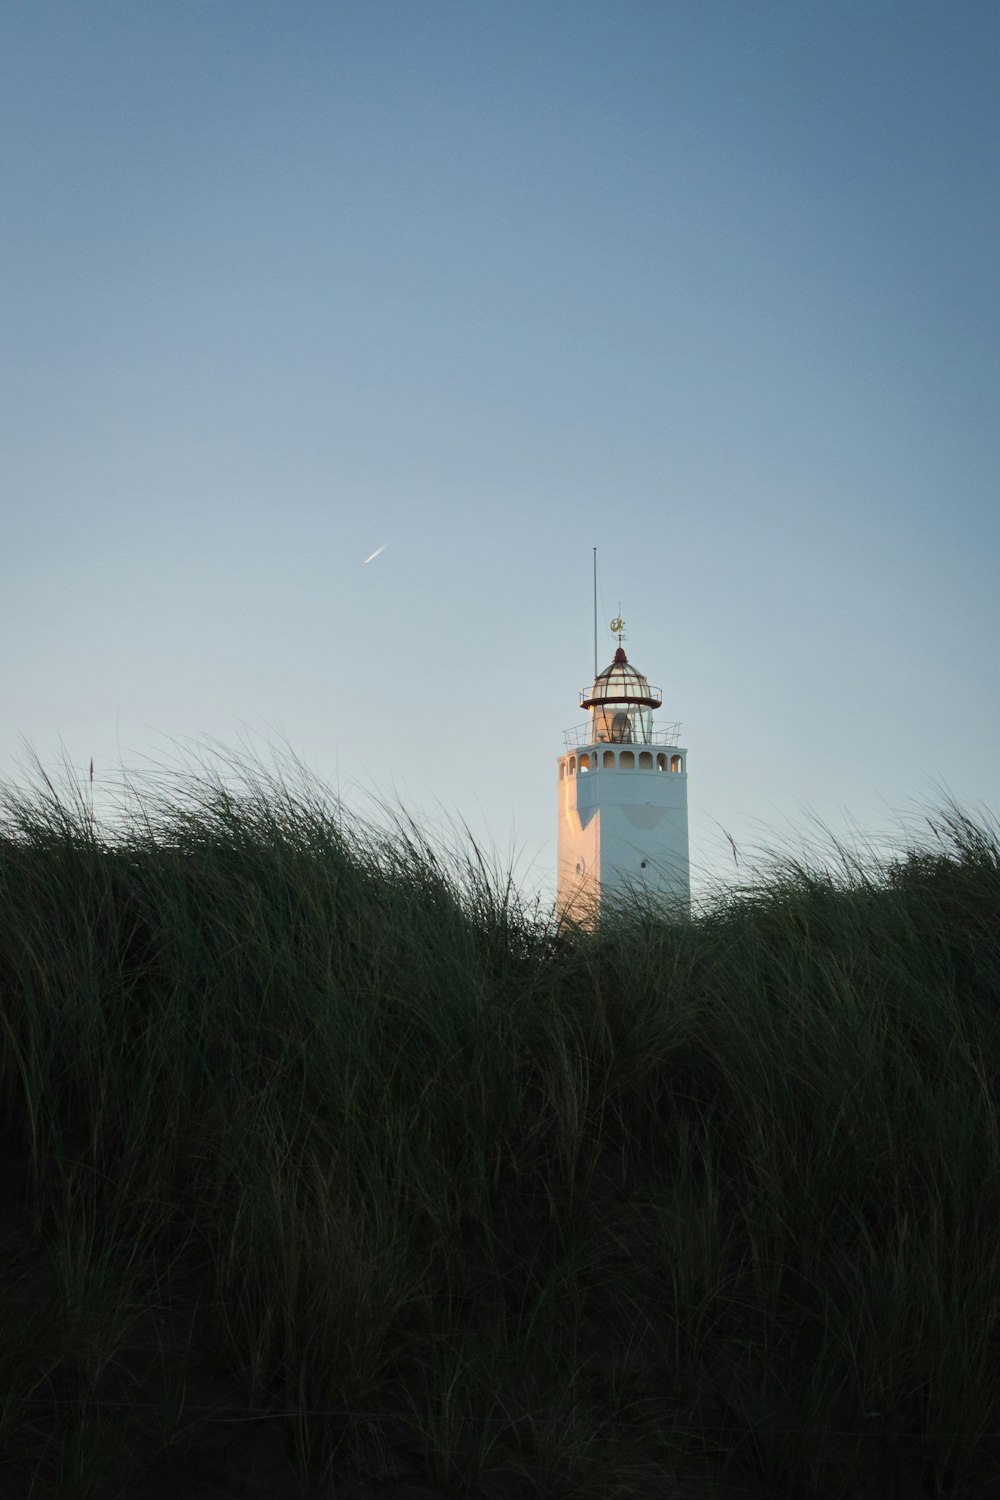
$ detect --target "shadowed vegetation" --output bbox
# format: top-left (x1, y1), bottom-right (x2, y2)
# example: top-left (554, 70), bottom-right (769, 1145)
top-left (0, 753), bottom-right (997, 1498)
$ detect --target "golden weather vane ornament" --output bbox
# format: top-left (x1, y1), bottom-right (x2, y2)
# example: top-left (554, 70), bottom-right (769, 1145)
top-left (610, 614), bottom-right (626, 646)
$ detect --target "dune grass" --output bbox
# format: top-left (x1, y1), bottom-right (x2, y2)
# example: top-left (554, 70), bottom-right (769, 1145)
top-left (0, 752), bottom-right (997, 1497)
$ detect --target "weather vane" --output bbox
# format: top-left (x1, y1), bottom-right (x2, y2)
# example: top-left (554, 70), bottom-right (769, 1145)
top-left (610, 614), bottom-right (626, 645)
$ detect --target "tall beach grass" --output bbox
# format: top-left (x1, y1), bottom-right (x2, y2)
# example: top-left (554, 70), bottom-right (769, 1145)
top-left (0, 750), bottom-right (997, 1497)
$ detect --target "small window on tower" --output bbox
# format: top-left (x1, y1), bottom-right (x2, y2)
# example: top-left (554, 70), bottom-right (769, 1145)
top-left (639, 752), bottom-right (653, 770)
top-left (656, 753), bottom-right (667, 771)
top-left (579, 753), bottom-right (590, 772)
top-left (603, 750), bottom-right (615, 769)
top-left (620, 751), bottom-right (635, 769)
top-left (670, 754), bottom-right (683, 773)
top-left (569, 756), bottom-right (576, 775)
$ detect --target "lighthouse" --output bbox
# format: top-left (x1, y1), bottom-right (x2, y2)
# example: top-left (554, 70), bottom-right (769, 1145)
top-left (557, 618), bottom-right (690, 925)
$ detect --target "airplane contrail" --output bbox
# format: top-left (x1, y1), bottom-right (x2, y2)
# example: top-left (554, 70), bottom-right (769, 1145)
top-left (363, 543), bottom-right (388, 565)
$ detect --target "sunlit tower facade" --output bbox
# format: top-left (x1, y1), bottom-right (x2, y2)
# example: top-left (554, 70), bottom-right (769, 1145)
top-left (557, 619), bottom-right (690, 925)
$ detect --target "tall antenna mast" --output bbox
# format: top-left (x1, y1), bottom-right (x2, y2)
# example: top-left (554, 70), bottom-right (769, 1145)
top-left (593, 546), bottom-right (598, 676)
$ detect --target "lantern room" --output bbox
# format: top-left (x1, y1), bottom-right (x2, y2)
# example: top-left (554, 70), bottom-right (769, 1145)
top-left (580, 646), bottom-right (663, 745)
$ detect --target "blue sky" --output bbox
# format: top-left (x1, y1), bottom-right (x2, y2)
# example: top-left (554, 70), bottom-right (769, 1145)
top-left (3, 1), bottom-right (998, 898)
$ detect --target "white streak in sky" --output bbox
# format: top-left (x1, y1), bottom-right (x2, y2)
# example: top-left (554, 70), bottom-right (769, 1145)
top-left (363, 543), bottom-right (388, 565)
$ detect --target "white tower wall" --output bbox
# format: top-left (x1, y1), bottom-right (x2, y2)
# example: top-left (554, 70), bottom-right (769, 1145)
top-left (557, 748), bottom-right (689, 923)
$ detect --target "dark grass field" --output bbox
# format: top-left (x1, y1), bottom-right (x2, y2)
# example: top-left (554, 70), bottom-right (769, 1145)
top-left (0, 753), bottom-right (997, 1499)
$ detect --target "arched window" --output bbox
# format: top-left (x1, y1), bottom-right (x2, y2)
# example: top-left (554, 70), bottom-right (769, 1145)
top-left (569, 756), bottom-right (576, 775)
top-left (670, 754), bottom-right (683, 773)
top-left (620, 751), bottom-right (635, 770)
top-left (656, 753), bottom-right (667, 771)
top-left (603, 750), bottom-right (615, 769)
top-left (639, 751), bottom-right (653, 770)
top-left (579, 753), bottom-right (590, 773)
top-left (559, 763), bottom-right (565, 781)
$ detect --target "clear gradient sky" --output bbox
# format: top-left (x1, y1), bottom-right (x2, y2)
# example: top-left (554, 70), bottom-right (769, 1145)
top-left (3, 1), bottom-right (999, 900)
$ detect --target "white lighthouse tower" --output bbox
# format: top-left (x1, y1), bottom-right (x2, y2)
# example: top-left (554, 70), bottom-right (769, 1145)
top-left (557, 617), bottom-right (690, 925)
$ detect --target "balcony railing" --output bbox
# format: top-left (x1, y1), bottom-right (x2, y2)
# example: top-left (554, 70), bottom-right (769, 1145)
top-left (562, 721), bottom-right (681, 750)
